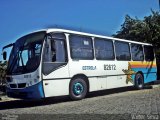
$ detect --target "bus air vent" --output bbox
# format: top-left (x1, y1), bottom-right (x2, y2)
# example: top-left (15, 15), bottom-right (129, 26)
top-left (10, 84), bottom-right (17, 88)
top-left (18, 83), bottom-right (26, 88)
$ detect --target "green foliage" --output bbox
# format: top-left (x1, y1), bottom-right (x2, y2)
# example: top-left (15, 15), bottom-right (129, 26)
top-left (114, 10), bottom-right (160, 49)
top-left (0, 60), bottom-right (7, 85)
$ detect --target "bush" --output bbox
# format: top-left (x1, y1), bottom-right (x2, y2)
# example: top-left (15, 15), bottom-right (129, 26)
top-left (0, 61), bottom-right (7, 85)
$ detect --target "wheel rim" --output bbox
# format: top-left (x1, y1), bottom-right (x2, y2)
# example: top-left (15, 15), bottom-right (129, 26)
top-left (73, 82), bottom-right (84, 95)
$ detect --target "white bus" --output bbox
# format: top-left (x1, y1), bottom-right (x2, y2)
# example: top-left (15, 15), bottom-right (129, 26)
top-left (3, 28), bottom-right (157, 100)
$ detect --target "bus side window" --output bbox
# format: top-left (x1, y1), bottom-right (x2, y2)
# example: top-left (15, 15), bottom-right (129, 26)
top-left (115, 41), bottom-right (131, 61)
top-left (131, 44), bottom-right (144, 61)
top-left (69, 35), bottom-right (94, 60)
top-left (94, 38), bottom-right (114, 60)
top-left (43, 35), bottom-right (66, 63)
top-left (144, 45), bottom-right (154, 61)
top-left (52, 40), bottom-right (66, 62)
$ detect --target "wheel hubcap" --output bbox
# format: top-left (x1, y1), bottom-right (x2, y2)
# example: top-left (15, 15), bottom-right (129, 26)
top-left (73, 82), bottom-right (84, 95)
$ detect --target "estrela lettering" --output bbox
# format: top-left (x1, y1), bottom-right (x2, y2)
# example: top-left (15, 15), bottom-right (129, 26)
top-left (82, 66), bottom-right (96, 70)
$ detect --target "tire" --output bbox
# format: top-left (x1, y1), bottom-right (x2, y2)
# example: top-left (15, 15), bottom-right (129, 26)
top-left (135, 73), bottom-right (144, 89)
top-left (69, 77), bottom-right (88, 100)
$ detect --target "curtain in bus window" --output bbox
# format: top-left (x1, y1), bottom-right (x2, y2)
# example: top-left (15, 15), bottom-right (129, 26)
top-left (115, 41), bottom-right (131, 60)
top-left (54, 40), bottom-right (65, 62)
top-left (95, 38), bottom-right (114, 60)
top-left (131, 44), bottom-right (144, 61)
top-left (69, 35), bottom-right (93, 60)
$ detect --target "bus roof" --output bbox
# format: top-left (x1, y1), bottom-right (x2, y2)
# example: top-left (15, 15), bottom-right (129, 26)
top-left (29, 28), bottom-right (152, 46)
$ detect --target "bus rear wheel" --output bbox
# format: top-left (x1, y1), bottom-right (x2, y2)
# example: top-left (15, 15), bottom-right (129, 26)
top-left (135, 73), bottom-right (144, 89)
top-left (69, 77), bottom-right (87, 100)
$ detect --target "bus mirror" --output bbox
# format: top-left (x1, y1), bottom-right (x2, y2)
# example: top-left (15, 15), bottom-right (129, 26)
top-left (3, 51), bottom-right (7, 60)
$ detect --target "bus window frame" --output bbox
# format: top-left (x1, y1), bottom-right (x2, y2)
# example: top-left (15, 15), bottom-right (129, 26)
top-left (69, 34), bottom-right (94, 60)
top-left (130, 43), bottom-right (144, 61)
top-left (114, 41), bottom-right (131, 61)
top-left (94, 38), bottom-right (115, 61)
top-left (42, 32), bottom-right (68, 75)
top-left (144, 45), bottom-right (155, 61)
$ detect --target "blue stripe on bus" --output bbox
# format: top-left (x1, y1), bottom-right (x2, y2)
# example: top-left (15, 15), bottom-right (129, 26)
top-left (131, 68), bottom-right (157, 83)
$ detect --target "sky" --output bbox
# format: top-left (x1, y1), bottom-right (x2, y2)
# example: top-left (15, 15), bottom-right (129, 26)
top-left (0, 0), bottom-right (159, 61)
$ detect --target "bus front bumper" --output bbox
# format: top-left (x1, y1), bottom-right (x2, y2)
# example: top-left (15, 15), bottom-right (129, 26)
top-left (6, 81), bottom-right (45, 99)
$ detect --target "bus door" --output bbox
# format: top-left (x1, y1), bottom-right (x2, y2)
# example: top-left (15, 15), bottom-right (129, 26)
top-left (42, 33), bottom-right (69, 97)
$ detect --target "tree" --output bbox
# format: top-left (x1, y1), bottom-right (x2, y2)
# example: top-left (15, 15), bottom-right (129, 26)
top-left (114, 10), bottom-right (160, 49)
top-left (0, 61), bottom-right (7, 85)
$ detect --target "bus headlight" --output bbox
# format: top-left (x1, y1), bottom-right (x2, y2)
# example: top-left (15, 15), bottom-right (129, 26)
top-left (26, 83), bottom-right (30, 87)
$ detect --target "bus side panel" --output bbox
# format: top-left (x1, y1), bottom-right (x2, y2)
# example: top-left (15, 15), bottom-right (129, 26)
top-left (69, 60), bottom-right (133, 92)
top-left (43, 79), bottom-right (70, 97)
top-left (129, 61), bottom-right (157, 84)
top-left (69, 60), bottom-right (107, 92)
top-left (88, 78), bottom-right (99, 91)
top-left (106, 61), bottom-right (133, 89)
top-left (143, 73), bottom-right (157, 83)
top-left (42, 65), bottom-right (70, 97)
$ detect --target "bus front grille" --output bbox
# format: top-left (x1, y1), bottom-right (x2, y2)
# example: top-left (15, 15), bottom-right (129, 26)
top-left (18, 83), bottom-right (26, 88)
top-left (10, 83), bottom-right (26, 88)
top-left (10, 84), bottom-right (17, 88)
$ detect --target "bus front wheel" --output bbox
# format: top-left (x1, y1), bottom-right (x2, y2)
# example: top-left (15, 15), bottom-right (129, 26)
top-left (69, 77), bottom-right (87, 100)
top-left (135, 73), bottom-right (144, 89)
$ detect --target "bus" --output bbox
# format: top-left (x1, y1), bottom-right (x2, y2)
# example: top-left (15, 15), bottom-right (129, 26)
top-left (2, 28), bottom-right (157, 100)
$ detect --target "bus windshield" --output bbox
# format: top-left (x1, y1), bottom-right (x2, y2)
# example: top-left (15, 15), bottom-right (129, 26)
top-left (7, 32), bottom-right (46, 75)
